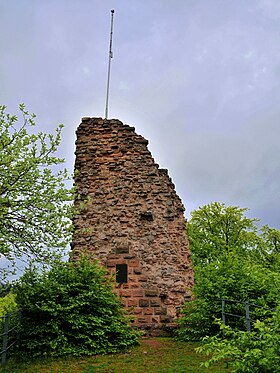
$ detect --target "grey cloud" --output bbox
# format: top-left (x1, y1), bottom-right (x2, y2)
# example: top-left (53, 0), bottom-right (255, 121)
top-left (0, 0), bottom-right (280, 229)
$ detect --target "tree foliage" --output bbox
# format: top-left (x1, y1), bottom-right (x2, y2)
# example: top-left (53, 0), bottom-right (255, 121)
top-left (197, 310), bottom-right (280, 373)
top-left (0, 292), bottom-right (17, 317)
top-left (0, 104), bottom-right (73, 277)
top-left (177, 202), bottom-right (280, 341)
top-left (188, 202), bottom-right (260, 265)
top-left (14, 256), bottom-right (140, 357)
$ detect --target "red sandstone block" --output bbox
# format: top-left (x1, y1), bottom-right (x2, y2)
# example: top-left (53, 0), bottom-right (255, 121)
top-left (120, 289), bottom-right (132, 297)
top-left (160, 315), bottom-right (172, 323)
top-left (124, 254), bottom-right (136, 259)
top-left (132, 308), bottom-right (143, 315)
top-left (152, 316), bottom-right (160, 323)
top-left (164, 299), bottom-right (174, 305)
top-left (138, 275), bottom-right (148, 282)
top-left (131, 289), bottom-right (144, 297)
top-left (128, 260), bottom-right (140, 267)
top-left (130, 283), bottom-right (140, 289)
top-left (137, 317), bottom-right (149, 324)
top-left (150, 298), bottom-right (161, 307)
top-left (155, 307), bottom-right (167, 315)
top-left (145, 289), bottom-right (159, 297)
top-left (127, 299), bottom-right (138, 307)
top-left (143, 308), bottom-right (154, 315)
top-left (108, 254), bottom-right (121, 259)
top-left (139, 299), bottom-right (149, 307)
top-left (107, 259), bottom-right (124, 267)
top-left (128, 275), bottom-right (138, 283)
top-left (134, 267), bottom-right (142, 275)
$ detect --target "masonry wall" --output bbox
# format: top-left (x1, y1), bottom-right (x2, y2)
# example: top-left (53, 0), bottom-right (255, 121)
top-left (71, 117), bottom-right (194, 335)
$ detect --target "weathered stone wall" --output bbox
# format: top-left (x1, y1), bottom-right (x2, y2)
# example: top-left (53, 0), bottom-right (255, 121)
top-left (71, 117), bottom-right (194, 335)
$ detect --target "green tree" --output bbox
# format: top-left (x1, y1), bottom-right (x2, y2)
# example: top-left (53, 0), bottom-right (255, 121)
top-left (177, 202), bottom-right (280, 341)
top-left (14, 256), bottom-right (139, 357)
top-left (0, 104), bottom-right (73, 278)
top-left (177, 255), bottom-right (280, 340)
top-left (188, 202), bottom-right (260, 265)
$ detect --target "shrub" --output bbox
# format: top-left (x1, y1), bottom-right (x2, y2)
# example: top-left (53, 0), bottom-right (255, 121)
top-left (176, 255), bottom-right (280, 341)
top-left (0, 292), bottom-right (18, 334)
top-left (196, 309), bottom-right (280, 373)
top-left (0, 292), bottom-right (17, 317)
top-left (14, 257), bottom-right (140, 357)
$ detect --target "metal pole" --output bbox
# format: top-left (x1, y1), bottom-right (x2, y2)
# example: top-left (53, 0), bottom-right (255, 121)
top-left (245, 301), bottom-right (251, 332)
top-left (105, 9), bottom-right (115, 119)
top-left (1, 314), bottom-right (9, 367)
top-left (221, 299), bottom-right (226, 325)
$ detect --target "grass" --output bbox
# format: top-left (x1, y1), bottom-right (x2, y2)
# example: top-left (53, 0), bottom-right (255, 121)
top-left (0, 338), bottom-right (230, 373)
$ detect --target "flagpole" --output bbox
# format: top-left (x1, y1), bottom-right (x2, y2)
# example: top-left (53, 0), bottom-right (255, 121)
top-left (105, 9), bottom-right (115, 119)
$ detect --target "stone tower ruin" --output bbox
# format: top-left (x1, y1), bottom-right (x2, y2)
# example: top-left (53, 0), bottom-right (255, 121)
top-left (71, 117), bottom-right (194, 335)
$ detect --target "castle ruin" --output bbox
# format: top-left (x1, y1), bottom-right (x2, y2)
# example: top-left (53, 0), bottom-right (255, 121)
top-left (71, 117), bottom-right (194, 335)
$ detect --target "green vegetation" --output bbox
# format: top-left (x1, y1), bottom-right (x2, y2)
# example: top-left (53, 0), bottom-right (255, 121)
top-left (197, 310), bottom-right (280, 372)
top-left (0, 104), bottom-right (73, 279)
top-left (177, 202), bottom-right (280, 371)
top-left (0, 338), bottom-right (230, 373)
top-left (1, 105), bottom-right (279, 370)
top-left (177, 202), bottom-right (280, 340)
top-left (0, 293), bottom-right (17, 317)
top-left (14, 256), bottom-right (139, 357)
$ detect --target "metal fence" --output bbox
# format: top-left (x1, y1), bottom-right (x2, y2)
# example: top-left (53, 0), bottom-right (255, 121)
top-left (0, 310), bottom-right (21, 366)
top-left (221, 298), bottom-right (275, 331)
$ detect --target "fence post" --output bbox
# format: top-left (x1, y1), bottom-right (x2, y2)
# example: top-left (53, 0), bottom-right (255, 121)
top-left (221, 299), bottom-right (226, 325)
top-left (1, 314), bottom-right (10, 367)
top-left (245, 301), bottom-right (251, 331)
top-left (16, 310), bottom-right (22, 348)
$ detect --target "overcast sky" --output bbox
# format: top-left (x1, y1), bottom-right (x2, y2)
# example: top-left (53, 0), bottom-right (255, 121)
top-left (1, 0), bottom-right (280, 229)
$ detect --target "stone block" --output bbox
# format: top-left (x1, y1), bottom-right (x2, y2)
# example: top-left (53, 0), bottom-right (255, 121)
top-left (139, 299), bottom-right (149, 307)
top-left (134, 267), bottom-right (142, 274)
top-left (120, 289), bottom-right (132, 297)
top-left (130, 283), bottom-right (140, 289)
top-left (160, 315), bottom-right (173, 323)
top-left (145, 289), bottom-right (159, 297)
top-left (143, 308), bottom-right (154, 315)
top-left (128, 260), bottom-right (140, 267)
top-left (106, 259), bottom-right (124, 267)
top-left (138, 275), bottom-right (148, 282)
top-left (154, 307), bottom-right (167, 315)
top-left (131, 308), bottom-right (143, 315)
top-left (150, 298), bottom-right (161, 307)
top-left (127, 299), bottom-right (138, 307)
top-left (137, 317), bottom-right (150, 324)
top-left (131, 289), bottom-right (144, 297)
top-left (151, 316), bottom-right (160, 324)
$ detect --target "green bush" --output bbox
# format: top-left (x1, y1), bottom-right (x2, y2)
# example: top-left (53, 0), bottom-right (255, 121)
top-left (0, 293), bottom-right (19, 339)
top-left (196, 309), bottom-right (280, 373)
top-left (177, 203), bottom-right (280, 342)
top-left (0, 292), bottom-right (17, 317)
top-left (14, 257), bottom-right (140, 357)
top-left (176, 255), bottom-right (280, 340)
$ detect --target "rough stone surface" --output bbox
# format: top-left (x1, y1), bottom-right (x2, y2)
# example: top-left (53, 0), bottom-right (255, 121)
top-left (71, 117), bottom-right (194, 335)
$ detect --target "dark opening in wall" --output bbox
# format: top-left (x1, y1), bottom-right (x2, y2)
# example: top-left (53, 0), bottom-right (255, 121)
top-left (140, 211), bottom-right (154, 221)
top-left (116, 264), bottom-right (128, 283)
